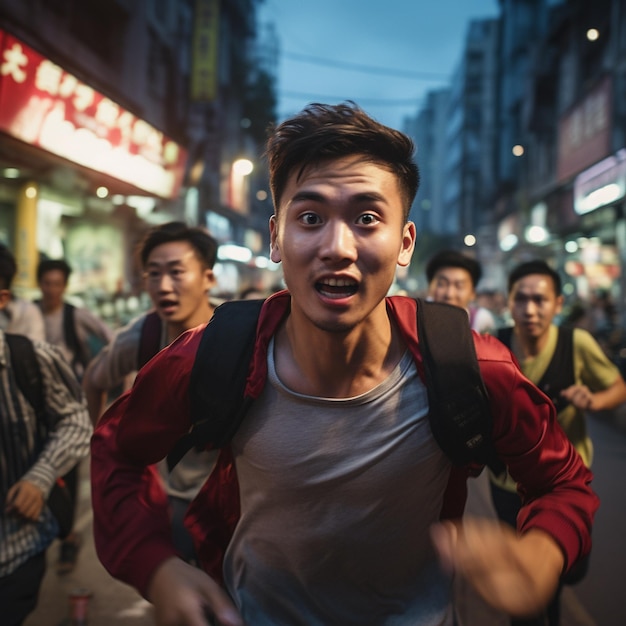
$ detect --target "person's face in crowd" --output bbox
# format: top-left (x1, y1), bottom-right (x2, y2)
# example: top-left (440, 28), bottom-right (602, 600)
top-left (38, 269), bottom-right (67, 310)
top-left (143, 240), bottom-right (215, 329)
top-left (269, 155), bottom-right (415, 333)
top-left (428, 267), bottom-right (475, 310)
top-left (509, 273), bottom-right (563, 341)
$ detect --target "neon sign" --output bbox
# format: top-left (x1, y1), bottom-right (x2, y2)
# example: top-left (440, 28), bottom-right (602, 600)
top-left (0, 29), bottom-right (187, 199)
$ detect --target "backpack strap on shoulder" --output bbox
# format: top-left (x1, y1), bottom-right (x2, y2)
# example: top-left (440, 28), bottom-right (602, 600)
top-left (536, 326), bottom-right (575, 414)
top-left (496, 325), bottom-right (514, 348)
top-left (167, 299), bottom-right (265, 471)
top-left (137, 311), bottom-right (163, 369)
top-left (5, 333), bottom-right (47, 439)
top-left (416, 298), bottom-right (504, 474)
top-left (63, 302), bottom-right (89, 371)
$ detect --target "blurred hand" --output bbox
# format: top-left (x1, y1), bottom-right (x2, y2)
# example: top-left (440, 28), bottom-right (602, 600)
top-left (148, 557), bottom-right (244, 626)
top-left (5, 480), bottom-right (45, 521)
top-left (430, 516), bottom-right (563, 618)
top-left (560, 384), bottom-right (594, 411)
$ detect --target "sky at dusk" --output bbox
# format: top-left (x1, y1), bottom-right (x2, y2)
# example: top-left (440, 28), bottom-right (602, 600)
top-left (258, 0), bottom-right (500, 130)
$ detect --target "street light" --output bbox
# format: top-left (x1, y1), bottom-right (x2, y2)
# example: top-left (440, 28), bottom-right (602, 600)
top-left (233, 158), bottom-right (253, 176)
top-left (229, 158), bottom-right (254, 211)
top-left (587, 28), bottom-right (599, 41)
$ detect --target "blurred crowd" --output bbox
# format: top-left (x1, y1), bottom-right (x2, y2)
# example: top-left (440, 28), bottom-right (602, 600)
top-left (2, 221), bottom-right (625, 626)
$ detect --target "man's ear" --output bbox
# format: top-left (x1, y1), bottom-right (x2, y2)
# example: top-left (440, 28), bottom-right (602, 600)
top-left (555, 294), bottom-right (565, 315)
top-left (397, 221), bottom-right (416, 268)
top-left (269, 215), bottom-right (281, 263)
top-left (0, 289), bottom-right (11, 311)
top-left (204, 268), bottom-right (217, 290)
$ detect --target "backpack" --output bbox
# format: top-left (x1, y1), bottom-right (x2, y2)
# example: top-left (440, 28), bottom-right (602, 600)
top-left (62, 302), bottom-right (89, 373)
top-left (137, 311), bottom-right (163, 369)
top-left (497, 325), bottom-right (575, 414)
top-left (35, 301), bottom-right (105, 378)
top-left (168, 297), bottom-right (504, 475)
top-left (4, 333), bottom-right (74, 538)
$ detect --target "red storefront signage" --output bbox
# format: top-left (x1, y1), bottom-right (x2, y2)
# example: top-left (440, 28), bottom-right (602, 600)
top-left (557, 75), bottom-right (612, 183)
top-left (0, 29), bottom-right (187, 199)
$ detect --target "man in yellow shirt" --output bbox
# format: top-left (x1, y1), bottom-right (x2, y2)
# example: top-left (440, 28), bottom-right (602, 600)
top-left (491, 258), bottom-right (626, 626)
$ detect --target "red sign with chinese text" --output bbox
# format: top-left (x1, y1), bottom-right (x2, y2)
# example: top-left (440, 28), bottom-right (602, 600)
top-left (0, 29), bottom-right (188, 199)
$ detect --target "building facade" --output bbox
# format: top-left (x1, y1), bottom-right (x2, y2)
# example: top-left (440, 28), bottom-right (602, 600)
top-left (0, 0), bottom-right (276, 321)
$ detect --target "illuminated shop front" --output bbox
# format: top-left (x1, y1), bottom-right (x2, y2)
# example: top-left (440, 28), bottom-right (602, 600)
top-left (0, 28), bottom-right (187, 306)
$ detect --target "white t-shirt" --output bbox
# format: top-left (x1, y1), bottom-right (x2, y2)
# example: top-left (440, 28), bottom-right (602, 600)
top-left (225, 341), bottom-right (454, 625)
top-left (469, 306), bottom-right (496, 335)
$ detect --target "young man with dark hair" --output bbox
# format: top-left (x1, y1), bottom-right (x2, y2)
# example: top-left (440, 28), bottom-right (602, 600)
top-left (490, 258), bottom-right (626, 626)
top-left (36, 258), bottom-right (113, 382)
top-left (426, 249), bottom-right (496, 334)
top-left (91, 103), bottom-right (598, 626)
top-left (0, 244), bottom-right (92, 625)
top-left (83, 221), bottom-right (219, 563)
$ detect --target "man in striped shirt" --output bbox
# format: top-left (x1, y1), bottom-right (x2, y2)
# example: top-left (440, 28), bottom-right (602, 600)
top-left (0, 244), bottom-right (92, 626)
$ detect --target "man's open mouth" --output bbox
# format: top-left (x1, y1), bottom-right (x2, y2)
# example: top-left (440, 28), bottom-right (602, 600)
top-left (316, 278), bottom-right (358, 298)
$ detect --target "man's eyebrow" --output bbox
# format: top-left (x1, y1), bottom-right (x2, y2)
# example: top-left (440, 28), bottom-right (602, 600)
top-left (146, 259), bottom-right (184, 268)
top-left (290, 190), bottom-right (386, 204)
top-left (290, 190), bottom-right (325, 204)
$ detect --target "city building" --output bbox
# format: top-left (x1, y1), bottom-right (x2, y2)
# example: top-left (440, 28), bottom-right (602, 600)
top-left (0, 0), bottom-right (277, 319)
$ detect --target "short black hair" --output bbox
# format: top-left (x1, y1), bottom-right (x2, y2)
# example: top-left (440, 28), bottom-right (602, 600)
top-left (508, 259), bottom-right (562, 296)
top-left (265, 101), bottom-right (420, 222)
top-left (37, 258), bottom-right (72, 283)
top-left (0, 244), bottom-right (17, 290)
top-left (138, 221), bottom-right (218, 269)
top-left (425, 249), bottom-right (482, 288)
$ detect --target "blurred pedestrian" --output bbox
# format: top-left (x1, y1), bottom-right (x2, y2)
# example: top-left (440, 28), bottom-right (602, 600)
top-left (82, 221), bottom-right (219, 564)
top-left (91, 102), bottom-right (597, 626)
top-left (35, 258), bottom-right (113, 575)
top-left (490, 259), bottom-right (626, 626)
top-left (426, 249), bottom-right (496, 334)
top-left (36, 259), bottom-right (112, 382)
top-left (0, 293), bottom-right (45, 342)
top-left (0, 244), bottom-right (92, 626)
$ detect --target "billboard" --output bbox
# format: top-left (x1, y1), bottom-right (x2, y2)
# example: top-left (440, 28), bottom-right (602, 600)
top-left (0, 29), bottom-right (188, 199)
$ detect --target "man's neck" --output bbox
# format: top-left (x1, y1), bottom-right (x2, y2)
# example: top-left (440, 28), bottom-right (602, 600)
top-left (165, 303), bottom-right (215, 344)
top-left (275, 305), bottom-right (403, 398)
top-left (40, 300), bottom-right (63, 315)
top-left (513, 326), bottom-right (551, 359)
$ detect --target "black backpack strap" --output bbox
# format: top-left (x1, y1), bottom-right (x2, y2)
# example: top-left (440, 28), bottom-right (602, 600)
top-left (167, 299), bottom-right (265, 471)
top-left (63, 302), bottom-right (89, 370)
top-left (5, 333), bottom-right (47, 441)
top-left (496, 325), bottom-right (514, 348)
top-left (498, 325), bottom-right (575, 414)
top-left (137, 311), bottom-right (163, 369)
top-left (416, 298), bottom-right (504, 474)
top-left (536, 327), bottom-right (575, 414)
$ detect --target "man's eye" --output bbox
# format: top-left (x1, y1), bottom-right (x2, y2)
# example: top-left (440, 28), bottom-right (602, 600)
top-left (300, 213), bottom-right (321, 225)
top-left (357, 214), bottom-right (378, 225)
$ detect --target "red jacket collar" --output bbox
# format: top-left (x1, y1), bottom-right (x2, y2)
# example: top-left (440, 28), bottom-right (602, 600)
top-left (245, 292), bottom-right (426, 400)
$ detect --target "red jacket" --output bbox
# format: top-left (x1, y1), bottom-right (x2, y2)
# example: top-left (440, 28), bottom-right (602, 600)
top-left (91, 292), bottom-right (598, 597)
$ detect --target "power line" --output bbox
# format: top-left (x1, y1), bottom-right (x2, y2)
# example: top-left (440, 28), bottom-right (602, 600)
top-left (280, 90), bottom-right (425, 107)
top-left (281, 50), bottom-right (450, 81)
